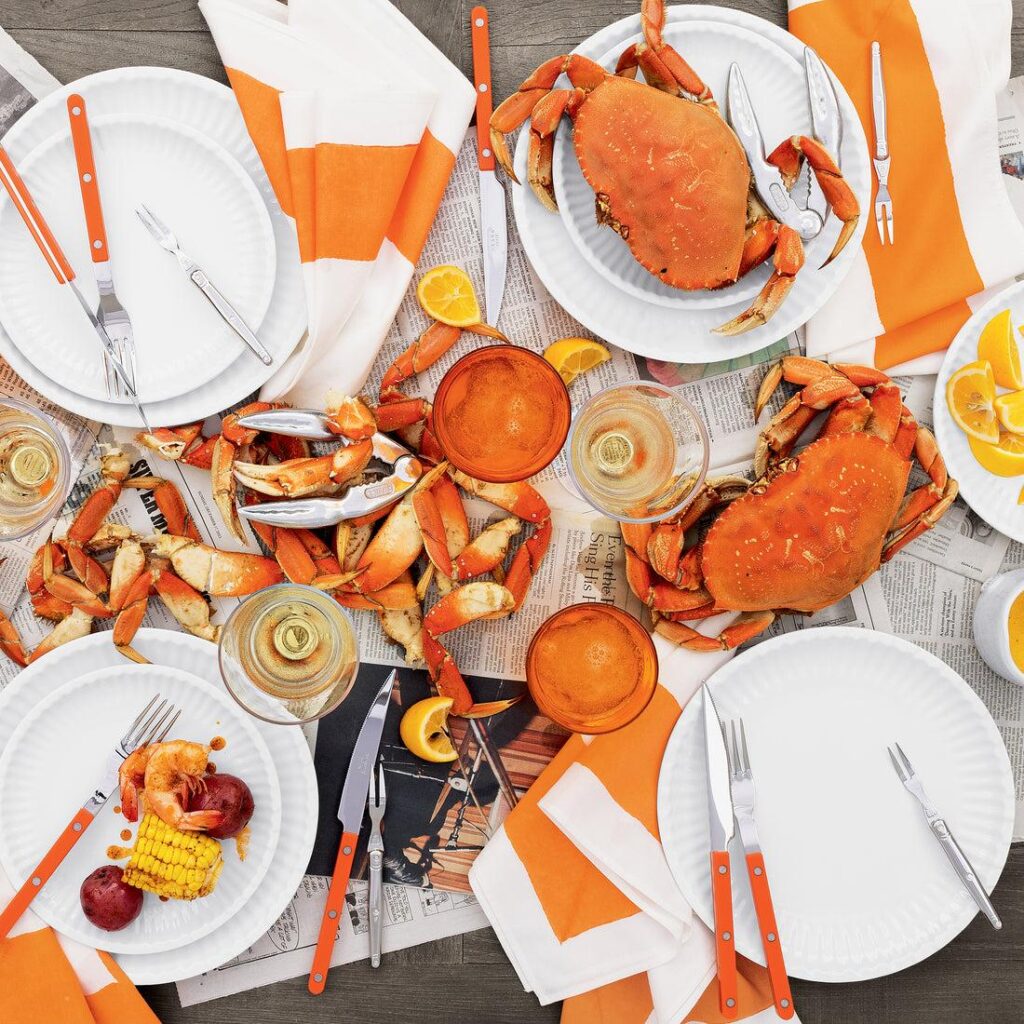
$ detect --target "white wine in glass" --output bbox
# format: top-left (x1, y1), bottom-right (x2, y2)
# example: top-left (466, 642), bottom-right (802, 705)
top-left (566, 383), bottom-right (709, 523)
top-left (219, 583), bottom-right (359, 725)
top-left (0, 399), bottom-right (70, 540)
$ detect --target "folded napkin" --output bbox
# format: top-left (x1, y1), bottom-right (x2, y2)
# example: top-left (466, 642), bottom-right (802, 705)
top-left (0, 871), bottom-right (158, 1024)
top-left (470, 627), bottom-right (797, 1024)
top-left (793, 0), bottom-right (1024, 373)
top-left (199, 0), bottom-right (475, 405)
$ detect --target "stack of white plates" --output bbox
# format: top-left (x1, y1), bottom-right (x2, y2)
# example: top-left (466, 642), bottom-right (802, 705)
top-left (0, 67), bottom-right (307, 427)
top-left (510, 4), bottom-right (872, 363)
top-left (0, 629), bottom-right (317, 985)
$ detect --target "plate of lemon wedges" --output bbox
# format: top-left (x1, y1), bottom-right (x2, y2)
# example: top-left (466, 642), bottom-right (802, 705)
top-left (936, 281), bottom-right (1024, 541)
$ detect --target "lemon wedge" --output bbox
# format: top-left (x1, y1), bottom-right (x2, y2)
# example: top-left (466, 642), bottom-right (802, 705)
top-left (968, 431), bottom-right (1024, 476)
top-left (399, 696), bottom-right (458, 763)
top-left (543, 337), bottom-right (612, 386)
top-left (416, 266), bottom-right (482, 328)
top-left (995, 389), bottom-right (1024, 434)
top-left (946, 360), bottom-right (999, 443)
top-left (977, 309), bottom-right (1023, 389)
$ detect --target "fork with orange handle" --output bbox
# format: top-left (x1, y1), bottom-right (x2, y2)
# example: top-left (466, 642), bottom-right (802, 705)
top-left (726, 717), bottom-right (794, 1019)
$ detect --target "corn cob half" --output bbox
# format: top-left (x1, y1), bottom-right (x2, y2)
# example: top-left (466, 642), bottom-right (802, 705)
top-left (121, 813), bottom-right (223, 900)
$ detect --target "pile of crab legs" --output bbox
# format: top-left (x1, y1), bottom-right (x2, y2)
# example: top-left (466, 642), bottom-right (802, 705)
top-left (0, 316), bottom-right (551, 721)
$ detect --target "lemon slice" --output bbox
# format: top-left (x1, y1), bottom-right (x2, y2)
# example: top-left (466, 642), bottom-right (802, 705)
top-left (977, 309), bottom-right (1023, 389)
top-left (995, 389), bottom-right (1024, 434)
top-left (399, 696), bottom-right (458, 763)
top-left (946, 360), bottom-right (999, 443)
top-left (968, 431), bottom-right (1024, 476)
top-left (543, 337), bottom-right (612, 386)
top-left (416, 266), bottom-right (482, 328)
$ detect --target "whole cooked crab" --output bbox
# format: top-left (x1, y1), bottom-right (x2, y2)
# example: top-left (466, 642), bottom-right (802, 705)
top-left (623, 357), bottom-right (959, 649)
top-left (490, 0), bottom-right (860, 334)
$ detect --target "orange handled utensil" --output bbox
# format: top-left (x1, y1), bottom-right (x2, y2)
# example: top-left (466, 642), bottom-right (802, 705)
top-left (309, 670), bottom-right (396, 994)
top-left (0, 695), bottom-right (180, 939)
top-left (701, 686), bottom-right (738, 1019)
top-left (470, 4), bottom-right (508, 326)
top-left (0, 141), bottom-right (149, 427)
top-left (66, 94), bottom-right (108, 263)
top-left (471, 6), bottom-right (494, 174)
top-left (728, 719), bottom-right (794, 1018)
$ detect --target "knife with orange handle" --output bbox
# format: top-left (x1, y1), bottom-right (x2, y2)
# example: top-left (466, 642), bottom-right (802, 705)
top-left (728, 717), bottom-right (794, 1019)
top-left (309, 670), bottom-right (395, 995)
top-left (0, 142), bottom-right (150, 428)
top-left (0, 695), bottom-right (179, 939)
top-left (701, 686), bottom-right (738, 1019)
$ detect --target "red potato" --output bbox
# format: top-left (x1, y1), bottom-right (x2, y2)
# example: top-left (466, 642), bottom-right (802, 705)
top-left (80, 865), bottom-right (143, 931)
top-left (190, 773), bottom-right (254, 839)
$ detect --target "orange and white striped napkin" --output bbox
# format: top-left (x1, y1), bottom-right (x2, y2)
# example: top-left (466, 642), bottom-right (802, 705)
top-left (794, 0), bottom-right (1024, 373)
top-left (199, 0), bottom-right (475, 405)
top-left (0, 871), bottom-right (158, 1024)
top-left (470, 632), bottom-right (794, 1024)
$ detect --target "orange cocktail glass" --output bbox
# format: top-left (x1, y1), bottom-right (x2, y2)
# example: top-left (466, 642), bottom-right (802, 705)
top-left (526, 603), bottom-right (659, 734)
top-left (431, 345), bottom-right (571, 483)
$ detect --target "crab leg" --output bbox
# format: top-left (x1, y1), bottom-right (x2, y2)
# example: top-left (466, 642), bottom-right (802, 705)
top-left (767, 135), bottom-right (860, 266)
top-left (0, 611), bottom-right (28, 666)
top-left (413, 488), bottom-right (454, 578)
top-left (233, 440), bottom-right (374, 499)
top-left (64, 448), bottom-right (130, 594)
top-left (380, 321), bottom-right (461, 399)
top-left (490, 54), bottom-right (607, 184)
top-left (380, 602), bottom-right (425, 666)
top-left (454, 518), bottom-right (522, 581)
top-left (143, 535), bottom-right (283, 596)
top-left (617, 0), bottom-right (716, 107)
top-left (715, 224), bottom-right (805, 336)
top-left (655, 610), bottom-right (775, 652)
top-left (27, 542), bottom-right (72, 620)
top-left (27, 607), bottom-right (94, 664)
top-left (125, 477), bottom-right (201, 542)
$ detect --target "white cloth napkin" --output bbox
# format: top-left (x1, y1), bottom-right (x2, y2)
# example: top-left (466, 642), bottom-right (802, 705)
top-left (199, 0), bottom-right (475, 405)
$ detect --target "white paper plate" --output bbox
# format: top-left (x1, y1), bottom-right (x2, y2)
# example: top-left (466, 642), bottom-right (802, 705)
top-left (511, 4), bottom-right (870, 361)
top-left (0, 630), bottom-right (317, 984)
top-left (0, 663), bottom-right (281, 955)
top-left (933, 280), bottom-right (1024, 542)
top-left (0, 67), bottom-right (306, 427)
top-left (657, 628), bottom-right (1014, 982)
top-left (555, 19), bottom-right (802, 310)
top-left (0, 114), bottom-right (276, 403)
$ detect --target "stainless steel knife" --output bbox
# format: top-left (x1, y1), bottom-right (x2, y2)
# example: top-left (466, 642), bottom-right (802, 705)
top-left (310, 670), bottom-right (397, 994)
top-left (702, 685), bottom-right (738, 1019)
top-left (471, 5), bottom-right (508, 325)
top-left (135, 203), bottom-right (273, 366)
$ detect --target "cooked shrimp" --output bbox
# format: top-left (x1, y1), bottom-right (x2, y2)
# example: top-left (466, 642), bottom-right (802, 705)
top-left (118, 744), bottom-right (155, 822)
top-left (143, 740), bottom-right (223, 832)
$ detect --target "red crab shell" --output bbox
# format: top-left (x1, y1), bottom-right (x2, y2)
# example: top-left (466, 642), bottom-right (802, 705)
top-left (700, 432), bottom-right (912, 614)
top-left (572, 76), bottom-right (751, 290)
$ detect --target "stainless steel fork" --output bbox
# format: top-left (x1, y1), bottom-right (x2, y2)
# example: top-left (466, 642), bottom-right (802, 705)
top-left (726, 718), bottom-right (795, 1018)
top-left (0, 693), bottom-right (181, 938)
top-left (67, 93), bottom-right (138, 399)
top-left (367, 756), bottom-right (387, 968)
top-left (871, 42), bottom-right (894, 245)
top-left (887, 742), bottom-right (1000, 929)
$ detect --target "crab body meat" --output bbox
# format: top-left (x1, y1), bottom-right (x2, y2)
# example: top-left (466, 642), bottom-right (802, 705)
top-left (701, 432), bottom-right (910, 614)
top-left (574, 77), bottom-right (750, 290)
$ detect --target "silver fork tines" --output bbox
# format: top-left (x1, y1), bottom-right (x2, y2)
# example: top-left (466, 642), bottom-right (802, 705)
top-left (887, 741), bottom-right (913, 782)
top-left (119, 694), bottom-right (180, 757)
top-left (726, 717), bottom-right (760, 853)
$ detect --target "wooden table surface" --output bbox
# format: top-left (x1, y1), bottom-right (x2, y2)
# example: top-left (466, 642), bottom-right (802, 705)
top-left (5, 1), bottom-right (1024, 1021)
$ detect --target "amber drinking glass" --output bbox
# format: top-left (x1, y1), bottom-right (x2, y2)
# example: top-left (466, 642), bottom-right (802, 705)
top-left (432, 345), bottom-right (572, 483)
top-left (526, 603), bottom-right (659, 734)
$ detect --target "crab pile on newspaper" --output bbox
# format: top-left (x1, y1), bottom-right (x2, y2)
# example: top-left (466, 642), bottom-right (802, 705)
top-left (0, 25), bottom-right (1023, 1008)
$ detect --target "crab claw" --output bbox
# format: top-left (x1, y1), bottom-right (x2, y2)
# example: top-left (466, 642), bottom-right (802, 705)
top-left (144, 535), bottom-right (283, 596)
top-left (233, 440), bottom-right (374, 498)
top-left (424, 581), bottom-right (515, 637)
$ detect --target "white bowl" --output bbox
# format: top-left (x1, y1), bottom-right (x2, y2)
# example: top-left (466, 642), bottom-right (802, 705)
top-left (973, 569), bottom-right (1024, 685)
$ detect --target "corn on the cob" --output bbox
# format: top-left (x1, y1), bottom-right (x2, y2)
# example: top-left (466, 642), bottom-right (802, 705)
top-left (121, 813), bottom-right (223, 900)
